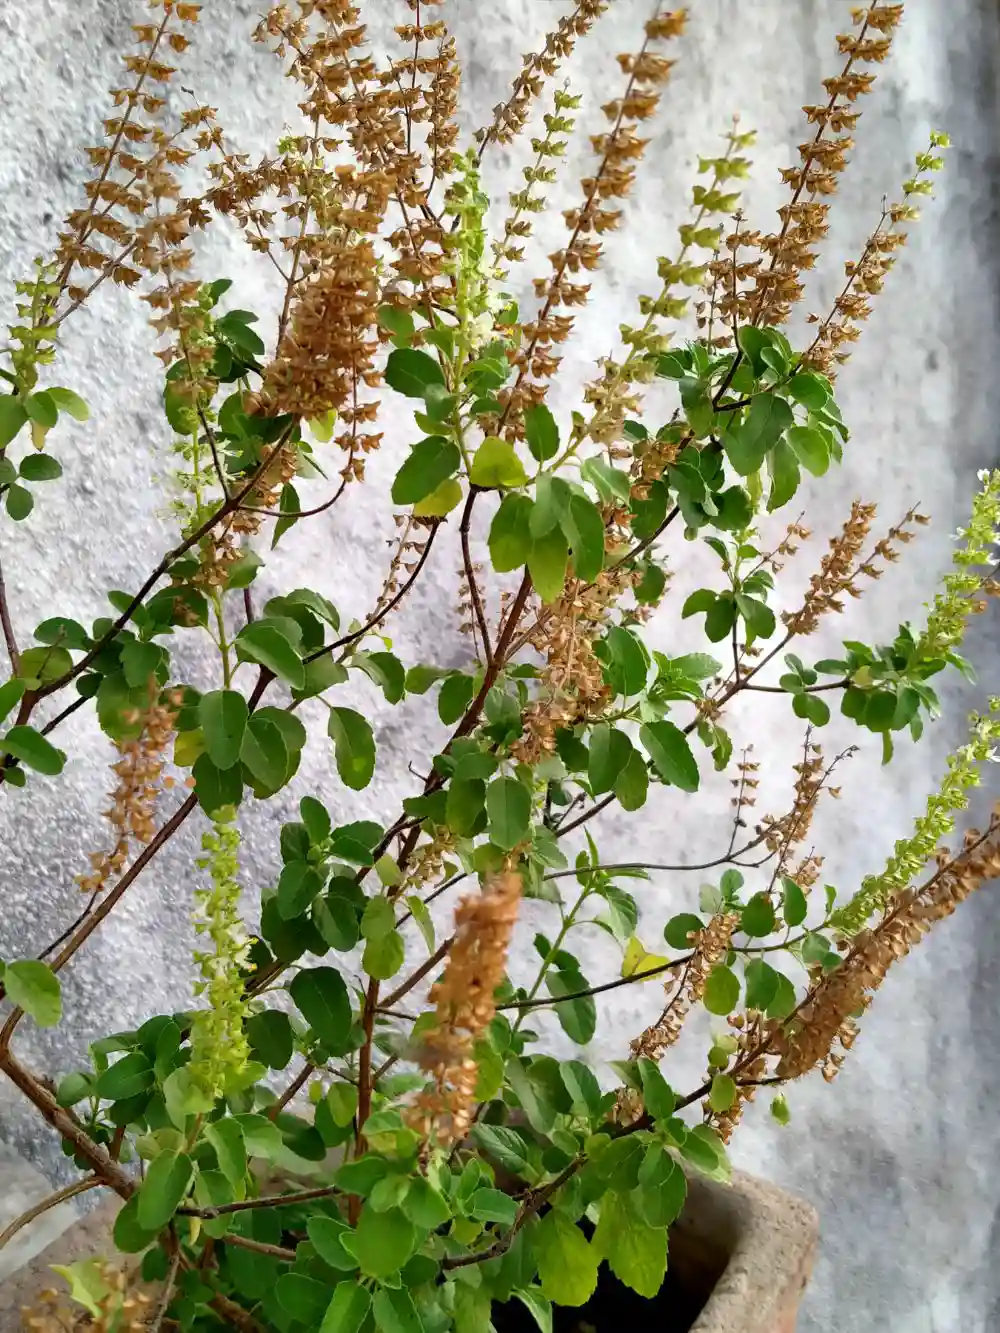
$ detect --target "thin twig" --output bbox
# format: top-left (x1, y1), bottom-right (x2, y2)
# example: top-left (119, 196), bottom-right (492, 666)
top-left (459, 489), bottom-right (493, 667)
top-left (267, 1063), bottom-right (314, 1120)
top-left (0, 1176), bottom-right (103, 1252)
top-left (149, 1246), bottom-right (182, 1333)
top-left (179, 1182), bottom-right (342, 1220)
top-left (498, 956), bottom-right (689, 1012)
top-left (381, 937), bottom-right (453, 1010)
top-left (222, 1232), bottom-right (297, 1262)
top-left (0, 543), bottom-right (20, 673)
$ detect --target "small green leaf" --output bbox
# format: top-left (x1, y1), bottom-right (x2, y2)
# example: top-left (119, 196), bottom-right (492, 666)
top-left (524, 403), bottom-right (560, 462)
top-left (276, 1274), bottom-right (331, 1323)
top-left (471, 1187), bottom-right (518, 1225)
top-left (0, 725), bottom-right (66, 775)
top-left (204, 1119), bottom-right (247, 1187)
top-left (470, 436), bottom-right (528, 489)
top-left (198, 690), bottom-right (249, 770)
top-left (25, 390), bottom-right (57, 428)
top-left (95, 1052), bottom-right (154, 1101)
top-left (301, 795), bottom-right (332, 843)
top-left (723, 395), bottom-right (793, 475)
top-left (407, 895), bottom-right (435, 952)
top-left (793, 691), bottom-right (831, 726)
top-left (562, 494), bottom-right (605, 582)
top-left (0, 397), bottom-right (28, 447)
top-left (640, 720), bottom-right (699, 792)
top-left (528, 525), bottom-right (569, 603)
top-left (470, 1124), bottom-right (530, 1175)
top-left (278, 861), bottom-right (324, 919)
top-left (486, 775), bottom-right (532, 850)
top-left (246, 1009), bottom-right (294, 1069)
top-left (781, 877), bottom-right (808, 927)
top-left (19, 454), bottom-right (63, 482)
top-left (136, 1149), bottom-right (194, 1232)
top-left (546, 969), bottom-right (596, 1045)
top-left (766, 971), bottom-right (797, 1019)
top-left (113, 1196), bottom-right (160, 1254)
top-left (289, 966), bottom-right (352, 1054)
top-left (5, 484), bottom-right (34, 521)
top-left (489, 493), bottom-right (534, 572)
top-left (385, 347), bottom-right (445, 398)
top-left (391, 436), bottom-right (461, 505)
top-left (664, 913), bottom-right (703, 950)
top-left (363, 928), bottom-right (405, 980)
top-left (638, 1058), bottom-right (676, 1121)
top-left (787, 425), bottom-right (830, 477)
top-left (741, 893), bottom-right (776, 938)
top-left (0, 678), bottom-right (26, 726)
top-left (439, 673), bottom-right (476, 725)
top-left (328, 707), bottom-right (376, 790)
top-left (513, 1290), bottom-right (552, 1333)
top-left (703, 964), bottom-right (740, 1016)
top-left (3, 960), bottom-right (61, 1026)
top-left (235, 620), bottom-right (304, 689)
top-left (767, 438), bottom-right (800, 512)
top-left (709, 1074), bottom-right (737, 1113)
top-left (353, 1205), bottom-right (417, 1279)
top-left (193, 753), bottom-right (243, 817)
top-left (788, 372), bottom-right (831, 410)
top-left (413, 476), bottom-right (463, 517)
top-left (535, 1209), bottom-right (599, 1307)
top-left (48, 386), bottom-right (91, 421)
top-left (588, 724), bottom-right (632, 795)
top-left (320, 1282), bottom-right (371, 1333)
top-left (614, 749), bottom-right (649, 811)
top-left (744, 958), bottom-right (779, 1012)
top-left (592, 1190), bottom-right (667, 1299)
top-left (373, 1287), bottom-right (423, 1333)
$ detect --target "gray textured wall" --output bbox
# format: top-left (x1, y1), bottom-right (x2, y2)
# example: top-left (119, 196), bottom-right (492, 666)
top-left (1, 2), bottom-right (999, 1329)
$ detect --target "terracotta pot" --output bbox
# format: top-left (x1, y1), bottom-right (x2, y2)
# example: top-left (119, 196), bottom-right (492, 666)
top-left (0, 1170), bottom-right (817, 1333)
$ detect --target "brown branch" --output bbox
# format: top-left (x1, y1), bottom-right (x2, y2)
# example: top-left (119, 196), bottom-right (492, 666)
top-left (267, 1063), bottom-right (313, 1120)
top-left (498, 956), bottom-right (689, 1012)
top-left (222, 1232), bottom-right (297, 1262)
top-left (179, 1182), bottom-right (343, 1220)
top-left (381, 936), bottom-right (454, 1011)
top-left (149, 1246), bottom-right (182, 1333)
top-left (0, 1176), bottom-right (103, 1252)
top-left (0, 543), bottom-right (20, 673)
top-left (459, 489), bottom-right (493, 667)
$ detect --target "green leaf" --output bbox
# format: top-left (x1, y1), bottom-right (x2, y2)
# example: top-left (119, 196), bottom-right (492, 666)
top-left (486, 775), bottom-right (532, 850)
top-left (639, 720), bottom-right (699, 792)
top-left (535, 1209), bottom-right (599, 1307)
top-left (513, 1290), bottom-right (552, 1333)
top-left (278, 861), bottom-right (323, 919)
top-left (25, 390), bottom-right (57, 428)
top-left (276, 1274), bottom-right (331, 1323)
top-left (788, 372), bottom-right (831, 410)
top-left (592, 1190), bottom-right (667, 1298)
top-left (560, 1059), bottom-right (604, 1115)
top-left (787, 425), bottom-right (830, 477)
top-left (524, 403), bottom-right (560, 462)
top-left (489, 494), bottom-right (534, 572)
top-left (363, 928), bottom-right (405, 980)
top-left (615, 749), bottom-right (649, 811)
top-left (204, 1119), bottom-right (247, 1187)
top-left (56, 1072), bottom-right (93, 1107)
top-left (723, 395), bottom-right (793, 475)
top-left (470, 1124), bottom-right (531, 1175)
top-left (588, 724), bottom-right (632, 795)
top-left (321, 1282), bottom-right (371, 1333)
top-left (48, 1260), bottom-right (111, 1319)
top-left (446, 776), bottom-right (486, 837)
top-left (766, 970), bottom-right (797, 1019)
top-left (328, 707), bottom-right (376, 790)
top-left (709, 1074), bottom-right (737, 1113)
top-left (3, 960), bottom-right (61, 1026)
top-left (0, 678), bottom-right (26, 726)
top-left (0, 397), bottom-right (28, 446)
top-left (680, 1124), bottom-right (731, 1183)
top-left (638, 1058), bottom-right (676, 1121)
top-left (470, 436), bottom-right (528, 489)
top-left (119, 639), bottom-right (164, 689)
top-left (766, 438), bottom-right (800, 512)
top-left (703, 964), bottom-right (740, 1015)
top-left (471, 1187), bottom-right (518, 1225)
top-left (95, 1052), bottom-right (154, 1101)
top-left (391, 436), bottom-right (460, 505)
top-left (289, 966), bottom-right (352, 1054)
top-left (198, 690), bottom-right (249, 770)
top-left (136, 1149), bottom-right (193, 1232)
top-left (113, 1196), bottom-right (160, 1254)
top-left (599, 626), bottom-right (648, 697)
top-left (664, 913), bottom-right (703, 950)
top-left (300, 794), bottom-right (331, 843)
top-left (744, 959), bottom-right (779, 1012)
top-left (636, 1145), bottom-right (686, 1229)
top-left (246, 1009), bottom-right (294, 1069)
top-left (439, 673), bottom-right (475, 725)
top-left (385, 347), bottom-right (445, 398)
top-left (354, 1205), bottom-right (417, 1279)
top-left (19, 454), bottom-right (62, 481)
top-left (0, 726), bottom-right (66, 775)
top-left (233, 1112), bottom-right (283, 1159)
top-left (561, 494), bottom-right (605, 583)
top-left (193, 753), bottom-right (243, 817)
top-left (373, 1287), bottom-right (423, 1333)
top-left (793, 691), bottom-right (831, 726)
top-left (5, 484), bottom-right (34, 521)
top-left (48, 386), bottom-right (91, 421)
top-left (235, 620), bottom-right (304, 689)
top-left (528, 525), bottom-right (569, 603)
top-left (546, 969), bottom-right (597, 1045)
top-left (781, 877), bottom-right (808, 927)
top-left (401, 1175), bottom-right (451, 1229)
top-left (741, 893), bottom-right (776, 937)
top-left (406, 895), bottom-right (435, 952)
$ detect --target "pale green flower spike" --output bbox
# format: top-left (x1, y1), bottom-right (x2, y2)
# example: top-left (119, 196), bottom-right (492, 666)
top-left (188, 810), bottom-right (252, 1100)
top-left (917, 467), bottom-right (1000, 661)
top-left (832, 698), bottom-right (1000, 935)
top-left (444, 148), bottom-right (502, 353)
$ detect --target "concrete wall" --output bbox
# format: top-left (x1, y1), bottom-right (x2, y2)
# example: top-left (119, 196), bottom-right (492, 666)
top-left (1, 2), bottom-right (999, 1328)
